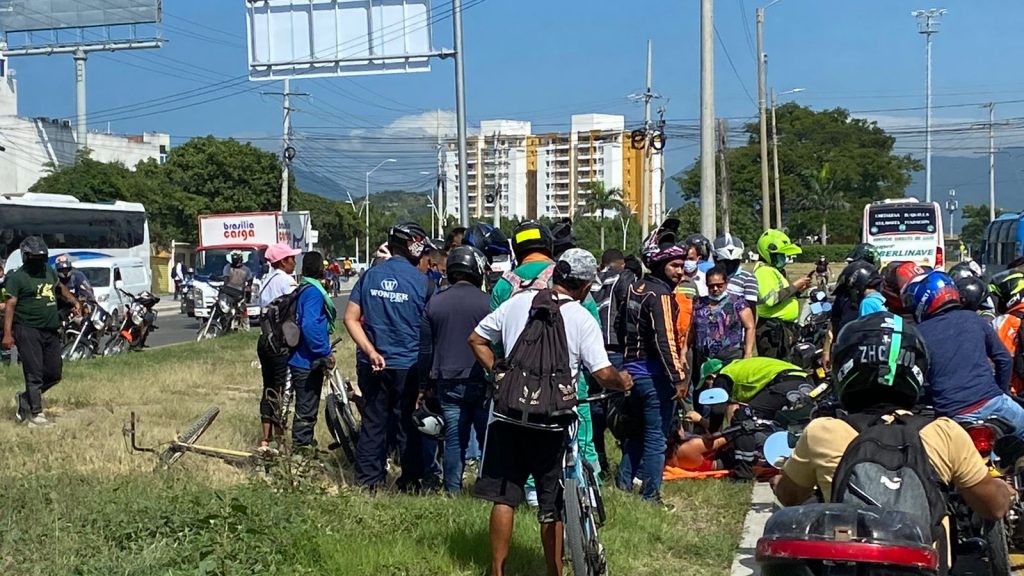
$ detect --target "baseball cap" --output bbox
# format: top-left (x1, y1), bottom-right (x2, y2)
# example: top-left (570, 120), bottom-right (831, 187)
top-left (265, 243), bottom-right (301, 264)
top-left (556, 248), bottom-right (598, 283)
top-left (700, 358), bottom-right (724, 382)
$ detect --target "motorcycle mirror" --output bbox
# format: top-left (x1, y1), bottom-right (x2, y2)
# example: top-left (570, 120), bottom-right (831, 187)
top-left (114, 280), bottom-right (125, 290)
top-left (698, 388), bottom-right (730, 406)
top-left (763, 431), bottom-right (795, 469)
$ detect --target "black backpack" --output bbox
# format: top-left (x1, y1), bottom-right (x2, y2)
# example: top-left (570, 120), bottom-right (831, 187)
top-left (260, 284), bottom-right (310, 355)
top-left (831, 412), bottom-right (947, 556)
top-left (492, 289), bottom-right (577, 426)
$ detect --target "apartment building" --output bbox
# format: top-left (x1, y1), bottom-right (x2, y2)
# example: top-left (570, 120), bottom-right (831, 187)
top-left (443, 114), bottom-right (665, 225)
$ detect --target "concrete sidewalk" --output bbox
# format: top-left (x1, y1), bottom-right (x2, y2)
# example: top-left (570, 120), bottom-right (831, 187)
top-left (730, 482), bottom-right (777, 576)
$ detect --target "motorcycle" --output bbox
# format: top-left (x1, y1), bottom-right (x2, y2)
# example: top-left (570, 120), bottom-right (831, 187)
top-left (104, 288), bottom-right (160, 356)
top-left (180, 274), bottom-right (195, 317)
top-left (62, 303), bottom-right (113, 361)
top-left (197, 285), bottom-right (247, 341)
top-left (947, 417), bottom-right (1022, 576)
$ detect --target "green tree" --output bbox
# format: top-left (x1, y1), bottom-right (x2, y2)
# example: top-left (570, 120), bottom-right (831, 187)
top-left (162, 136), bottom-right (282, 215)
top-left (675, 104), bottom-right (921, 245)
top-left (960, 204), bottom-right (1005, 249)
top-left (797, 163), bottom-right (848, 245)
top-left (578, 182), bottom-right (624, 250)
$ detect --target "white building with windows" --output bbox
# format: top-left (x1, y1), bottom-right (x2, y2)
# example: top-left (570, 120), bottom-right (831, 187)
top-left (0, 58), bottom-right (169, 196)
top-left (443, 113), bottom-right (664, 224)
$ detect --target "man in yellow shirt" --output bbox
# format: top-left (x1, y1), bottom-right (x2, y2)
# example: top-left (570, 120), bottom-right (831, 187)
top-left (773, 313), bottom-right (1011, 562)
top-left (753, 229), bottom-right (809, 359)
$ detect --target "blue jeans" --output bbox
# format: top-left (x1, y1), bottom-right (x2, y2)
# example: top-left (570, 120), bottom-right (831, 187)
top-left (438, 378), bottom-right (489, 494)
top-left (617, 374), bottom-right (676, 501)
top-left (955, 394), bottom-right (1024, 440)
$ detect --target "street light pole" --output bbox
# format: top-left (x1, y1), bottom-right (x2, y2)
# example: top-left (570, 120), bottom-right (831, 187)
top-left (699, 0), bottom-right (717, 238)
top-left (771, 87), bottom-right (804, 230)
top-left (913, 8), bottom-right (946, 203)
top-left (365, 159), bottom-right (396, 264)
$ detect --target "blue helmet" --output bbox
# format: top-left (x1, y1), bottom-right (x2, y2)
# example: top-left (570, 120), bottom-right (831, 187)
top-left (902, 270), bottom-right (961, 322)
top-left (463, 223), bottom-right (511, 263)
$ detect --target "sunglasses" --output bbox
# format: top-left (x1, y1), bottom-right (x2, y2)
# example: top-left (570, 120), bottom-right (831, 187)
top-left (707, 282), bottom-right (727, 289)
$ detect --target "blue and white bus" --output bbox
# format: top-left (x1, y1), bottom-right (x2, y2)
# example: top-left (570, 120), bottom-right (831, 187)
top-left (981, 212), bottom-right (1024, 276)
top-left (0, 193), bottom-right (151, 277)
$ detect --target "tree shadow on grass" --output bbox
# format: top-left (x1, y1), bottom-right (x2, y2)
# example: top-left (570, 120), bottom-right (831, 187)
top-left (445, 524), bottom-right (546, 576)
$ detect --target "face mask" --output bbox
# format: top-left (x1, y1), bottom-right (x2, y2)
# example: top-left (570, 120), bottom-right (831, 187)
top-left (771, 253), bottom-right (788, 269)
top-left (683, 260), bottom-right (698, 275)
top-left (709, 291), bottom-right (728, 302)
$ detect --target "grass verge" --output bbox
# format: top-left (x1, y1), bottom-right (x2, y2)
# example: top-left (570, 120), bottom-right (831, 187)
top-left (0, 331), bottom-right (751, 576)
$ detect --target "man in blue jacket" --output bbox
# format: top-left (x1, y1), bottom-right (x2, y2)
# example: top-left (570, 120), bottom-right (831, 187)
top-left (344, 222), bottom-right (436, 491)
top-left (289, 251), bottom-right (336, 449)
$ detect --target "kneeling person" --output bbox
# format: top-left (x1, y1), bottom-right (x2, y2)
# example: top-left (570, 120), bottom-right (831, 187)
top-left (468, 248), bottom-right (631, 576)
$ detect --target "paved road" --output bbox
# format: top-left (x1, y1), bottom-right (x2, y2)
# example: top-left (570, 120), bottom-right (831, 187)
top-left (147, 294), bottom-right (351, 349)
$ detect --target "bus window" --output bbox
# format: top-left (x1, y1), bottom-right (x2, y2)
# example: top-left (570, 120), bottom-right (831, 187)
top-left (1006, 219), bottom-right (1021, 265)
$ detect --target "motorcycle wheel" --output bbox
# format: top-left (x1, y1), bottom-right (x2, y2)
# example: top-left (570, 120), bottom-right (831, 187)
top-left (62, 340), bottom-right (93, 362)
top-left (103, 335), bottom-right (128, 357)
top-left (984, 520), bottom-right (1012, 576)
top-left (197, 316), bottom-right (222, 341)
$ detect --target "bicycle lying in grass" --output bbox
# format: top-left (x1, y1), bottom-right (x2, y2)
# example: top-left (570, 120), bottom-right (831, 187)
top-left (122, 406), bottom-right (272, 467)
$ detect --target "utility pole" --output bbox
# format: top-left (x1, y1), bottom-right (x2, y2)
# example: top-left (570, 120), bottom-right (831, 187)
top-left (73, 48), bottom-right (87, 151)
top-left (717, 118), bottom-right (731, 234)
top-left (913, 8), bottom-right (946, 203)
top-left (436, 109), bottom-right (444, 238)
top-left (756, 7), bottom-right (770, 230)
top-left (700, 0), bottom-right (717, 238)
top-left (985, 102), bottom-right (996, 221)
top-left (771, 88), bottom-right (782, 229)
top-left (642, 39), bottom-right (653, 239)
top-left (263, 79), bottom-right (308, 212)
top-left (452, 0), bottom-right (470, 227)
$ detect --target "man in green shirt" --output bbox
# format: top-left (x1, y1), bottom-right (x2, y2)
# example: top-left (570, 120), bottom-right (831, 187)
top-left (754, 229), bottom-right (810, 361)
top-left (697, 356), bottom-right (811, 479)
top-left (2, 237), bottom-right (80, 426)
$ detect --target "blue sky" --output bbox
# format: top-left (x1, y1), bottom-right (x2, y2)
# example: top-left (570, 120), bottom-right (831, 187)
top-left (5, 0), bottom-right (1024, 198)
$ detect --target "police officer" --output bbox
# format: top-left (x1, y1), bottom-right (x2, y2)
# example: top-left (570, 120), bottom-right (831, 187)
top-left (753, 229), bottom-right (809, 360)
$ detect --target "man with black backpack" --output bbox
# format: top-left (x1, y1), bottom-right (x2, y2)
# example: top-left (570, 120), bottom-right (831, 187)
top-left (255, 242), bottom-right (300, 450)
top-left (774, 312), bottom-right (1012, 569)
top-left (468, 248), bottom-right (632, 576)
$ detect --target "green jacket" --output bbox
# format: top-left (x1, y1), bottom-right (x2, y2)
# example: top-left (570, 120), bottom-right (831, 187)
top-left (721, 357), bottom-right (806, 403)
top-left (754, 262), bottom-right (800, 322)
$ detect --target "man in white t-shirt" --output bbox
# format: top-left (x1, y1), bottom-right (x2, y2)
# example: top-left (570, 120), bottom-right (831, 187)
top-left (256, 243), bottom-right (300, 449)
top-left (468, 248), bottom-right (632, 576)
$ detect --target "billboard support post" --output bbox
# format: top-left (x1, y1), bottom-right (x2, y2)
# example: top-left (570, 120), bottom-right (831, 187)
top-left (73, 48), bottom-right (86, 151)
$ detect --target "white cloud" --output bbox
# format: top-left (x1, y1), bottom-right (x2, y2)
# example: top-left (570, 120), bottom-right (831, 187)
top-left (349, 109), bottom-right (463, 139)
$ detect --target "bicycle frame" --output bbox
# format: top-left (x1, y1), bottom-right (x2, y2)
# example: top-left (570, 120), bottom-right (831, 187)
top-left (123, 411), bottom-right (270, 464)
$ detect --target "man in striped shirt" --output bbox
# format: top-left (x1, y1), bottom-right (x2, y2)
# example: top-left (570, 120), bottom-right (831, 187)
top-left (713, 234), bottom-right (758, 320)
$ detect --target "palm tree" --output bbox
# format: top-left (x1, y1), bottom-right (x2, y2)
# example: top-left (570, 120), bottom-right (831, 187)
top-left (797, 163), bottom-right (848, 245)
top-left (579, 181), bottom-right (624, 250)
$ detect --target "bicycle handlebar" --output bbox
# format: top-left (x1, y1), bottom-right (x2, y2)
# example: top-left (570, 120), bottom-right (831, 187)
top-left (579, 390), bottom-right (624, 404)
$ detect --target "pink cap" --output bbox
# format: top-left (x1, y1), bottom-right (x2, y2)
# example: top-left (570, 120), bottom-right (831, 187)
top-left (266, 243), bottom-right (301, 263)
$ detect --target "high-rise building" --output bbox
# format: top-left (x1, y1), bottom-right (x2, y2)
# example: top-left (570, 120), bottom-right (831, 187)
top-left (443, 114), bottom-right (665, 225)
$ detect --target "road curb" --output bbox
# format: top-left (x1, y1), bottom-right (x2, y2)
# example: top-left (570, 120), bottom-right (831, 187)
top-left (730, 482), bottom-right (776, 576)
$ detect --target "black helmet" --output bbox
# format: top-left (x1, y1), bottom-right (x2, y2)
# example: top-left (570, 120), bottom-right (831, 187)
top-left (842, 260), bottom-right (882, 303)
top-left (446, 245), bottom-right (486, 285)
top-left (955, 276), bottom-right (989, 312)
top-left (845, 243), bottom-right (880, 268)
top-left (831, 312), bottom-right (928, 412)
top-left (230, 251), bottom-right (243, 266)
top-left (511, 220), bottom-right (554, 261)
top-left (948, 261), bottom-right (982, 281)
top-left (20, 236), bottom-right (48, 261)
top-left (989, 270), bottom-right (1024, 314)
top-left (683, 233), bottom-right (712, 261)
top-left (463, 223), bottom-right (511, 262)
top-left (549, 218), bottom-right (575, 257)
top-left (389, 222), bottom-right (435, 258)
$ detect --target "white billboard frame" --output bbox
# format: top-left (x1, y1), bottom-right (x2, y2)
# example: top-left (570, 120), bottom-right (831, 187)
top-left (246, 0), bottom-right (438, 81)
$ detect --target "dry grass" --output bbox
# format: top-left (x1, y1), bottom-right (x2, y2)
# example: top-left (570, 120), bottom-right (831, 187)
top-left (0, 332), bottom-right (356, 484)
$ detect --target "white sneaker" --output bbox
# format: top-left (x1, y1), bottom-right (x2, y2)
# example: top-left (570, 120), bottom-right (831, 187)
top-left (525, 486), bottom-right (539, 508)
top-left (27, 414), bottom-right (51, 427)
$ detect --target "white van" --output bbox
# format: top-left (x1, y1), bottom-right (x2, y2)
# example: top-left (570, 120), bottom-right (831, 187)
top-left (72, 257), bottom-right (152, 314)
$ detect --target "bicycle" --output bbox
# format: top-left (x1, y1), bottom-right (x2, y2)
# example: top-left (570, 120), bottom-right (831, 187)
top-left (320, 337), bottom-right (362, 464)
top-left (124, 406), bottom-right (272, 467)
top-left (495, 391), bottom-right (617, 576)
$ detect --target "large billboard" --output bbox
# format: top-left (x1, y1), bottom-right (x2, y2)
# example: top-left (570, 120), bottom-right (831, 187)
top-left (246, 0), bottom-right (432, 81)
top-left (0, 0), bottom-right (161, 34)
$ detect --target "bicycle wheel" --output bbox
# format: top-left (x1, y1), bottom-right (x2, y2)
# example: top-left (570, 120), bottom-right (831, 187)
top-left (324, 393), bottom-right (357, 464)
top-left (159, 406), bottom-right (221, 467)
top-left (564, 478), bottom-right (592, 576)
top-left (581, 461), bottom-right (606, 527)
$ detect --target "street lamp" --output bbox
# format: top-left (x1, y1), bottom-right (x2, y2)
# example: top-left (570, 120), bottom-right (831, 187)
top-left (771, 87), bottom-right (805, 229)
top-left (420, 170), bottom-right (442, 237)
top-left (365, 159), bottom-right (397, 264)
top-left (945, 188), bottom-right (959, 236)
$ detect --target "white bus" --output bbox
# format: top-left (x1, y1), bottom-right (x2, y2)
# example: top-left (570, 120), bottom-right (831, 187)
top-left (0, 193), bottom-right (151, 279)
top-left (862, 198), bottom-right (945, 269)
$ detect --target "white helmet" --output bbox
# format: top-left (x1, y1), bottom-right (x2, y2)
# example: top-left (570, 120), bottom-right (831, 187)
top-left (713, 234), bottom-right (745, 262)
top-left (412, 405), bottom-right (445, 438)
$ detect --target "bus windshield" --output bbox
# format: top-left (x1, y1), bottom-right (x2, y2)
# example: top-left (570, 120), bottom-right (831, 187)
top-left (866, 205), bottom-right (938, 236)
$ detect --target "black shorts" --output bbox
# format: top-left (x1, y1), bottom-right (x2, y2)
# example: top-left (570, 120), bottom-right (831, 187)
top-left (472, 420), bottom-right (566, 523)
